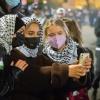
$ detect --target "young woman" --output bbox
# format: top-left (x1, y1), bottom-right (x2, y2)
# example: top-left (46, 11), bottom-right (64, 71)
top-left (43, 18), bottom-right (92, 100)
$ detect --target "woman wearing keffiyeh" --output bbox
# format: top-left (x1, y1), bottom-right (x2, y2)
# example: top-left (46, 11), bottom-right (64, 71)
top-left (0, 14), bottom-right (25, 53)
top-left (43, 18), bottom-right (92, 100)
top-left (0, 15), bottom-right (26, 100)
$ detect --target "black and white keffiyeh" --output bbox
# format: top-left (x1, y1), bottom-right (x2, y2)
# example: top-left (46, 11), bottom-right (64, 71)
top-left (16, 17), bottom-right (43, 57)
top-left (22, 16), bottom-right (43, 45)
top-left (0, 14), bottom-right (17, 53)
top-left (16, 44), bottom-right (38, 58)
top-left (43, 38), bottom-right (78, 64)
top-left (30, 14), bottom-right (46, 25)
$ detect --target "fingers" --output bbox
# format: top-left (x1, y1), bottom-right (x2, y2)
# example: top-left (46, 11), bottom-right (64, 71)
top-left (68, 64), bottom-right (87, 78)
top-left (76, 71), bottom-right (86, 76)
top-left (21, 63), bottom-right (28, 71)
top-left (83, 58), bottom-right (92, 70)
top-left (12, 59), bottom-right (28, 71)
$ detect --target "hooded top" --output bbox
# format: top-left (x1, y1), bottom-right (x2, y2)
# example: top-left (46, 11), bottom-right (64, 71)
top-left (0, 14), bottom-right (25, 53)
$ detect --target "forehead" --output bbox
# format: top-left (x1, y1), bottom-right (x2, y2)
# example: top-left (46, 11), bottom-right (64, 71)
top-left (47, 24), bottom-right (64, 33)
top-left (26, 23), bottom-right (39, 31)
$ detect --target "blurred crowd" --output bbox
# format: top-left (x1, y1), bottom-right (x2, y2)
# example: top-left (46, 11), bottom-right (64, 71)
top-left (19, 2), bottom-right (100, 27)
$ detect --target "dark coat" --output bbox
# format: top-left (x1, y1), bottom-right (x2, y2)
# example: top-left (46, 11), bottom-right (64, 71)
top-left (7, 48), bottom-right (69, 100)
top-left (7, 45), bottom-right (94, 100)
top-left (0, 46), bottom-right (14, 99)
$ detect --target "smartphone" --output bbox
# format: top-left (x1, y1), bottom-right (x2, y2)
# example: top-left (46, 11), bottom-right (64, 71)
top-left (79, 53), bottom-right (89, 65)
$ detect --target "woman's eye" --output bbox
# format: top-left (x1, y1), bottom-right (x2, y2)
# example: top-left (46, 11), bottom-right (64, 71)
top-left (48, 33), bottom-right (55, 37)
top-left (58, 32), bottom-right (62, 35)
top-left (28, 32), bottom-right (35, 35)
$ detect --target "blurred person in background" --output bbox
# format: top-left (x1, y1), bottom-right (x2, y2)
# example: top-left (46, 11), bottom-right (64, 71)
top-left (92, 10), bottom-right (100, 100)
top-left (0, 0), bottom-right (24, 18)
top-left (20, 4), bottom-right (28, 17)
top-left (74, 9), bottom-right (83, 27)
top-left (54, 8), bottom-right (66, 19)
top-left (30, 3), bottom-right (47, 25)
top-left (82, 8), bottom-right (90, 25)
top-left (89, 8), bottom-right (97, 27)
top-left (63, 18), bottom-right (83, 46)
top-left (44, 6), bottom-right (52, 19)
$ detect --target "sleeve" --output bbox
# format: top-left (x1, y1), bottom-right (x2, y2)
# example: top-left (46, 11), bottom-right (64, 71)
top-left (51, 63), bottom-right (69, 88)
top-left (0, 55), bottom-right (14, 96)
top-left (39, 62), bottom-right (69, 88)
top-left (10, 49), bottom-right (24, 79)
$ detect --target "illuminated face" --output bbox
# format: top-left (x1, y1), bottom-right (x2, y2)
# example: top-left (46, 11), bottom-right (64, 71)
top-left (46, 24), bottom-right (67, 50)
top-left (46, 24), bottom-right (66, 38)
top-left (24, 23), bottom-right (40, 38)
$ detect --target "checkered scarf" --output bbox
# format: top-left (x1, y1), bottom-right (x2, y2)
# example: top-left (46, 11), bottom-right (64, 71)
top-left (0, 14), bottom-right (17, 53)
top-left (15, 17), bottom-right (43, 57)
top-left (22, 16), bottom-right (43, 45)
top-left (16, 44), bottom-right (39, 58)
top-left (43, 37), bottom-right (78, 64)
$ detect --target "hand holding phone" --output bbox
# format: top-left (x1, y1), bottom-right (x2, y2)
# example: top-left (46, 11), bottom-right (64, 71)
top-left (79, 53), bottom-right (90, 74)
top-left (79, 53), bottom-right (90, 65)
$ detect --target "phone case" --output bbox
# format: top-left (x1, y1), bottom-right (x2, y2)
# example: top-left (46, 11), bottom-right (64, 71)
top-left (79, 53), bottom-right (89, 65)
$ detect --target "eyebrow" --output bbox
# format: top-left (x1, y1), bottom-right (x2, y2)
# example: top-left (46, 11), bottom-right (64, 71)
top-left (58, 31), bottom-right (63, 33)
top-left (48, 31), bottom-right (63, 34)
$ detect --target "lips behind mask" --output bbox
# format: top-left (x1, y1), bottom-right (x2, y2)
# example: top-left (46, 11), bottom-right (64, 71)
top-left (24, 37), bottom-right (40, 49)
top-left (48, 35), bottom-right (66, 49)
